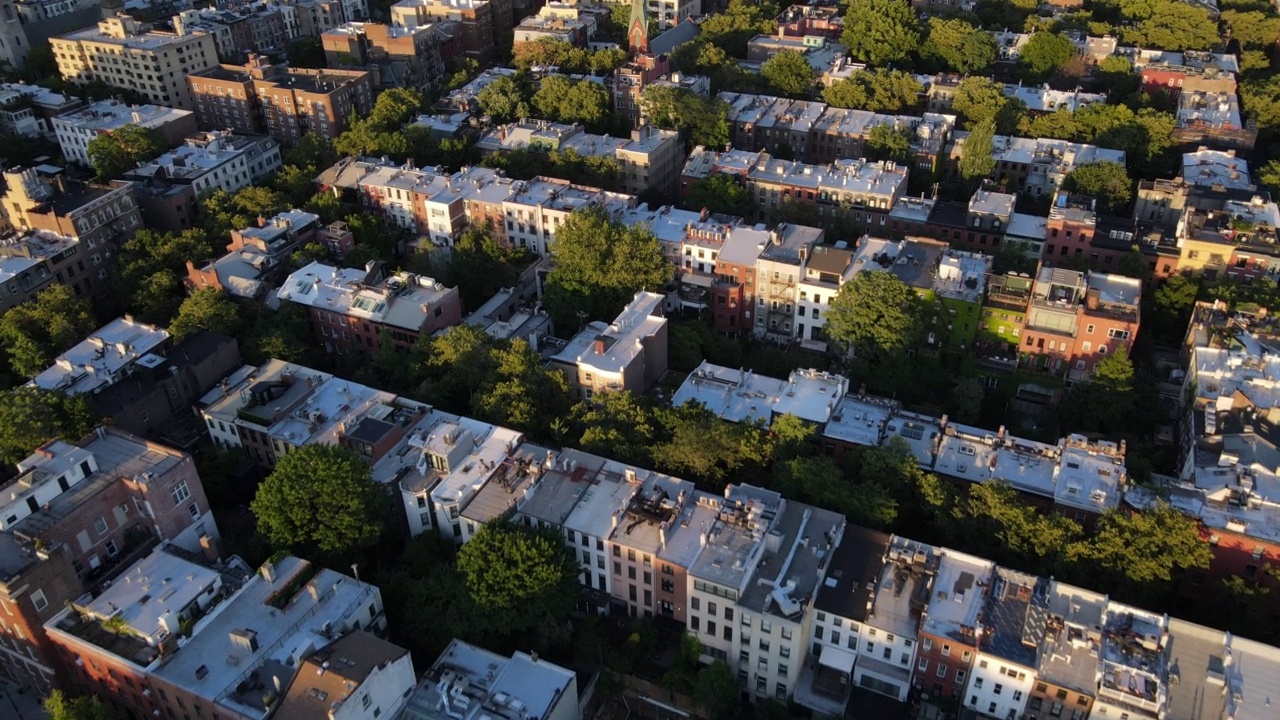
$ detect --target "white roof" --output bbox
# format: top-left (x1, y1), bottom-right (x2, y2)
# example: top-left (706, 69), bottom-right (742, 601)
top-left (83, 549), bottom-right (220, 643)
top-left (1181, 149), bottom-right (1251, 190)
top-left (823, 394), bottom-right (897, 447)
top-left (31, 317), bottom-right (169, 394)
top-left (934, 425), bottom-right (998, 485)
top-left (921, 550), bottom-right (994, 640)
top-left (672, 361), bottom-right (786, 426)
top-left (551, 292), bottom-right (666, 377)
top-left (278, 263), bottom-right (454, 332)
top-left (769, 368), bottom-right (848, 424)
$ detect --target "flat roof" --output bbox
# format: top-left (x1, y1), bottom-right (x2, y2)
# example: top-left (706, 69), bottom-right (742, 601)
top-left (770, 369), bottom-right (848, 424)
top-left (990, 436), bottom-right (1060, 498)
top-left (739, 501), bottom-right (844, 623)
top-left (934, 425), bottom-right (998, 485)
top-left (1038, 581), bottom-right (1108, 694)
top-left (551, 292), bottom-right (666, 375)
top-left (82, 549), bottom-right (220, 643)
top-left (866, 536), bottom-right (936, 638)
top-left (921, 551), bottom-right (993, 642)
top-left (687, 484), bottom-right (784, 592)
top-left (1224, 634), bottom-right (1280, 720)
top-left (402, 638), bottom-right (575, 720)
top-left (1165, 619), bottom-right (1227, 720)
top-left (1055, 435), bottom-right (1126, 512)
top-left (32, 317), bottom-right (169, 394)
top-left (883, 411), bottom-right (942, 467)
top-left (813, 525), bottom-right (890, 622)
top-left (672, 361), bottom-right (785, 426)
top-left (822, 394), bottom-right (898, 448)
top-left (980, 567), bottom-right (1048, 668)
top-left (460, 443), bottom-right (553, 525)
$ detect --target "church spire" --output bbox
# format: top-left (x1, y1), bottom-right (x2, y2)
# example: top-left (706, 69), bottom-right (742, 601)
top-left (628, 0), bottom-right (649, 55)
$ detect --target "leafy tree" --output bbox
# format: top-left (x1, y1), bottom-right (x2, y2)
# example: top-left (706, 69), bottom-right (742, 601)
top-left (1123, 1), bottom-right (1220, 51)
top-left (443, 57), bottom-right (481, 92)
top-left (770, 413), bottom-right (816, 462)
top-left (285, 37), bottom-right (326, 68)
top-left (476, 75), bottom-right (532, 124)
top-left (1018, 32), bottom-right (1075, 82)
top-left (685, 174), bottom-right (752, 217)
top-left (865, 123), bottom-right (913, 164)
top-left (775, 455), bottom-right (897, 528)
top-left (0, 387), bottom-right (96, 469)
top-left (168, 288), bottom-right (243, 342)
top-left (651, 402), bottom-right (769, 490)
top-left (1097, 55), bottom-right (1141, 99)
top-left (640, 86), bottom-right (731, 149)
top-left (1150, 275), bottom-right (1199, 344)
top-left (86, 125), bottom-right (167, 180)
top-left (1063, 161), bottom-right (1133, 213)
top-left (532, 75), bottom-right (612, 129)
top-left (1067, 502), bottom-right (1211, 602)
top-left (569, 391), bottom-right (658, 467)
top-left (820, 69), bottom-right (922, 112)
top-left (200, 186), bottom-right (288, 240)
top-left (959, 118), bottom-right (997, 184)
top-left (920, 17), bottom-right (997, 74)
top-left (950, 377), bottom-right (985, 423)
top-left (1222, 10), bottom-right (1280, 50)
top-left (0, 285), bottom-right (98, 378)
top-left (543, 206), bottom-right (671, 331)
top-left (760, 50), bottom-right (816, 98)
top-left (692, 660), bottom-right (739, 720)
top-left (952, 481), bottom-right (1083, 571)
top-left (251, 445), bottom-right (389, 557)
top-left (470, 339), bottom-right (572, 436)
top-left (456, 518), bottom-right (579, 636)
top-left (825, 271), bottom-right (924, 382)
top-left (841, 0), bottom-right (921, 68)
top-left (108, 227), bottom-right (216, 325)
top-left (699, 0), bottom-right (779, 58)
top-left (953, 77), bottom-right (1025, 133)
top-left (1217, 566), bottom-right (1280, 645)
top-left (445, 223), bottom-right (532, 310)
top-left (45, 691), bottom-right (118, 720)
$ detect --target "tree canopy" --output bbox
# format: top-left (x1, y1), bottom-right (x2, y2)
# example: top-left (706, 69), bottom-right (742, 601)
top-left (0, 387), bottom-right (97, 469)
top-left (168, 288), bottom-right (243, 342)
top-left (45, 691), bottom-right (118, 720)
top-left (686, 174), bottom-right (752, 217)
top-left (456, 518), bottom-right (580, 636)
top-left (820, 69), bottom-right (923, 113)
top-left (1063, 161), bottom-right (1133, 214)
top-left (640, 86), bottom-right (731, 149)
top-left (959, 118), bottom-right (998, 183)
top-left (532, 75), bottom-right (613, 130)
top-left (841, 0), bottom-right (921, 67)
top-left (760, 50), bottom-right (816, 98)
top-left (87, 125), bottom-right (167, 181)
top-left (952, 77), bottom-right (1026, 133)
top-left (1018, 32), bottom-right (1075, 82)
top-left (825, 270), bottom-right (925, 385)
top-left (251, 444), bottom-right (389, 557)
top-left (921, 17), bottom-right (997, 74)
top-left (0, 284), bottom-right (98, 378)
top-left (865, 123), bottom-right (913, 164)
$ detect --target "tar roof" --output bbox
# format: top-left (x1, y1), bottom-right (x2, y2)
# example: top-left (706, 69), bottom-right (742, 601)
top-left (739, 501), bottom-right (844, 623)
top-left (1165, 619), bottom-right (1228, 720)
top-left (813, 525), bottom-right (890, 622)
top-left (980, 567), bottom-right (1048, 668)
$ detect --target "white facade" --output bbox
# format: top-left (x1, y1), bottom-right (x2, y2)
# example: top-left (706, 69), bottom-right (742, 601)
top-left (333, 650), bottom-right (416, 720)
top-left (964, 655), bottom-right (1036, 719)
top-left (54, 101), bottom-right (194, 167)
top-left (128, 132), bottom-right (281, 195)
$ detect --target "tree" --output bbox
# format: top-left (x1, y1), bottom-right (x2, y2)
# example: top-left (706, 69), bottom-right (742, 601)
top-left (446, 223), bottom-right (532, 310)
top-left (45, 691), bottom-right (118, 720)
top-left (959, 118), bottom-right (997, 184)
top-left (168, 288), bottom-right (243, 342)
top-left (570, 391), bottom-right (658, 467)
top-left (1063, 161), bottom-right (1133, 214)
top-left (775, 455), bottom-right (897, 528)
top-left (1097, 55), bottom-right (1140, 99)
top-left (0, 284), bottom-right (98, 378)
top-left (693, 660), bottom-right (739, 720)
top-left (865, 123), bottom-right (913, 164)
top-left (761, 50), bottom-right (816, 98)
top-left (532, 75), bottom-right (612, 129)
top-left (470, 339), bottom-right (572, 437)
top-left (826, 271), bottom-right (923, 362)
top-left (820, 69), bottom-right (922, 113)
top-left (651, 402), bottom-right (769, 489)
top-left (1223, 9), bottom-right (1280, 50)
top-left (0, 387), bottom-right (96, 469)
top-left (699, 0), bottom-right (779, 58)
top-left (250, 444), bottom-right (389, 557)
top-left (1068, 503), bottom-right (1212, 602)
top-left (640, 86), bottom-right (731, 149)
top-left (86, 124), bottom-right (167, 180)
top-left (952, 481), bottom-right (1083, 571)
top-left (950, 377), bottom-right (986, 423)
top-left (841, 0), bottom-right (921, 68)
top-left (543, 206), bottom-right (671, 331)
top-left (285, 36), bottom-right (326, 68)
top-left (456, 518), bottom-right (579, 636)
top-left (920, 17), bottom-right (997, 74)
top-left (1018, 32), bottom-right (1075, 82)
top-left (686, 174), bottom-right (752, 217)
top-left (953, 77), bottom-right (1024, 133)
top-left (476, 75), bottom-right (531, 124)
top-left (108, 227), bottom-right (216, 325)
top-left (1123, 1), bottom-right (1220, 51)
top-left (1150, 275), bottom-right (1199, 344)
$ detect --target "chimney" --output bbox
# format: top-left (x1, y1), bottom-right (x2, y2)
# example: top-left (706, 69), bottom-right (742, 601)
top-left (700, 206), bottom-right (708, 221)
top-left (257, 215), bottom-right (267, 228)
top-left (594, 338), bottom-right (605, 355)
top-left (1085, 288), bottom-right (1100, 310)
top-left (199, 534), bottom-right (221, 563)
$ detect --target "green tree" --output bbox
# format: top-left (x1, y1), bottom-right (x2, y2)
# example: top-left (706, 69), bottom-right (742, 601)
top-left (952, 481), bottom-right (1083, 571)
top-left (652, 402), bottom-right (769, 490)
top-left (446, 223), bottom-right (532, 310)
top-left (0, 387), bottom-right (97, 468)
top-left (640, 86), bottom-right (731, 149)
top-left (200, 186), bottom-right (288, 240)
top-left (109, 227), bottom-right (216, 325)
top-left (820, 69), bottom-right (922, 112)
top-left (950, 377), bottom-right (986, 423)
top-left (760, 50), bottom-right (816, 98)
top-left (86, 124), bottom-right (167, 181)
top-left (1097, 55), bottom-right (1140, 99)
top-left (920, 17), bottom-right (997, 74)
top-left (1222, 10), bottom-right (1280, 50)
top-left (693, 660), bottom-right (739, 720)
top-left (456, 518), bottom-right (579, 636)
top-left (770, 413), bottom-right (816, 462)
top-left (685, 174), bottom-right (752, 217)
top-left (841, 0), bottom-right (921, 67)
top-left (543, 206), bottom-right (671, 331)
top-left (699, 0), bottom-right (779, 58)
top-left (959, 118), bottom-right (997, 184)
top-left (570, 391), bottom-right (658, 467)
top-left (250, 444), bottom-right (389, 557)
top-left (864, 123), bottom-right (913, 164)
top-left (1150, 275), bottom-right (1199, 344)
top-left (532, 75), bottom-right (612, 129)
top-left (1018, 32), bottom-right (1075, 82)
top-left (1063, 161), bottom-right (1133, 213)
top-left (0, 284), bottom-right (98, 378)
top-left (1068, 502), bottom-right (1212, 602)
top-left (826, 271), bottom-right (924, 364)
top-left (1123, 1), bottom-right (1220, 51)
top-left (45, 691), bottom-right (118, 720)
top-left (775, 455), bottom-right (897, 528)
top-left (285, 36), bottom-right (326, 68)
top-left (470, 339), bottom-right (572, 436)
top-left (953, 77), bottom-right (1025, 133)
top-left (168, 288), bottom-right (243, 342)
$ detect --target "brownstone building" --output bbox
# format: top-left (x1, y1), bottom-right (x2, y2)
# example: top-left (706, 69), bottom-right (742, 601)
top-left (389, 0), bottom-right (512, 64)
top-left (322, 21), bottom-right (455, 96)
top-left (188, 54), bottom-right (374, 146)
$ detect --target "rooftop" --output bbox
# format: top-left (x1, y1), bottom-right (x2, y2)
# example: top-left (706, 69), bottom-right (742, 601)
top-left (921, 550), bottom-right (993, 643)
top-left (129, 132), bottom-right (274, 182)
top-left (934, 424), bottom-right (999, 485)
top-left (769, 368), bottom-right (849, 424)
top-left (822, 394), bottom-right (899, 448)
top-left (81, 548), bottom-right (222, 645)
top-left (883, 411), bottom-right (942, 467)
top-left (278, 263), bottom-right (455, 332)
top-left (59, 15), bottom-right (204, 50)
top-left (672, 361), bottom-right (786, 426)
top-left (1054, 435), bottom-right (1126, 512)
top-left (979, 567), bottom-right (1049, 669)
top-left (275, 632), bottom-right (410, 720)
top-left (1181, 148), bottom-right (1251, 191)
top-left (866, 536), bottom-right (937, 638)
top-left (1165, 619), bottom-right (1227, 720)
top-left (459, 443), bottom-right (552, 526)
top-left (813, 525), bottom-right (890, 622)
top-left (400, 638), bottom-right (576, 720)
top-left (687, 484), bottom-right (785, 593)
top-left (551, 291), bottom-right (666, 378)
top-left (989, 435), bottom-right (1060, 499)
top-left (738, 501), bottom-right (844, 623)
top-left (934, 249), bottom-right (990, 303)
top-left (1097, 602), bottom-right (1170, 711)
top-left (1037, 581), bottom-right (1107, 695)
top-left (31, 317), bottom-right (169, 395)
top-left (54, 100), bottom-right (192, 133)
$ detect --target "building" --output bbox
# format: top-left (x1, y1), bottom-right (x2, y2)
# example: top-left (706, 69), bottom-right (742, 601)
top-left (0, 230), bottom-right (85, 314)
top-left (52, 14), bottom-right (218, 109)
top-left (389, 0), bottom-right (512, 64)
top-left (1174, 89), bottom-right (1256, 151)
top-left (0, 425), bottom-right (220, 693)
top-left (794, 244), bottom-right (855, 348)
top-left (549, 291), bottom-right (668, 401)
top-left (1, 167), bottom-right (142, 294)
top-left (513, 2), bottom-right (606, 47)
top-left (186, 209), bottom-right (321, 299)
top-left (1180, 147), bottom-right (1251, 192)
top-left (188, 53), bottom-right (375, 145)
top-left (917, 551), bottom-right (994, 702)
top-left (173, 5), bottom-right (289, 61)
top-left (606, 466), bottom-right (696, 619)
top-left (44, 551), bottom-right (385, 720)
top-left (498, 176), bottom-right (635, 256)
top-left (321, 21), bottom-right (452, 95)
top-left (962, 568), bottom-right (1047, 719)
top-left (277, 261), bottom-right (463, 353)
top-left (1089, 603), bottom-right (1170, 720)
top-left (399, 638), bottom-right (578, 720)
top-left (948, 134), bottom-right (1126, 197)
top-left (53, 100), bottom-right (197, 168)
top-left (1019, 266), bottom-right (1141, 377)
top-left (752, 223), bottom-right (824, 341)
top-left (852, 536), bottom-right (937, 701)
top-left (31, 315), bottom-right (169, 395)
top-left (196, 358), bottom-right (333, 460)
top-left (1027, 581), bottom-right (1106, 720)
top-left (743, 155), bottom-right (908, 236)
top-left (0, 83), bottom-right (82, 138)
top-left (775, 4), bottom-right (842, 40)
top-left (1174, 196), bottom-right (1280, 282)
top-left (1132, 48), bottom-right (1238, 98)
top-left (274, 631), bottom-right (415, 720)
top-left (122, 131), bottom-right (281, 196)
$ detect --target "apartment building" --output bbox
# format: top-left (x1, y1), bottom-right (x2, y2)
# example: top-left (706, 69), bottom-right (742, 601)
top-left (550, 291), bottom-right (668, 401)
top-left (456, 441), bottom-right (551, 544)
top-left (52, 15), bottom-right (217, 109)
top-left (949, 134), bottom-right (1126, 197)
top-left (277, 261), bottom-right (463, 353)
top-left (31, 316), bottom-right (169, 395)
top-left (389, 0), bottom-right (511, 64)
top-left (753, 223), bottom-right (824, 342)
top-left (744, 155), bottom-right (908, 233)
top-left (607, 468), bottom-right (696, 619)
top-left (1175, 196), bottom-right (1280, 281)
top-left (963, 568), bottom-right (1048, 719)
top-left (917, 552), bottom-right (994, 702)
top-left (1174, 89), bottom-right (1256, 151)
top-left (850, 536), bottom-right (937, 701)
top-left (1089, 603), bottom-right (1170, 720)
top-left (122, 130), bottom-right (281, 196)
top-left (274, 631), bottom-right (414, 720)
top-left (1020, 266), bottom-right (1140, 377)
top-left (614, 54), bottom-right (670, 128)
top-left (0, 83), bottom-right (82, 139)
top-left (401, 639), bottom-right (578, 720)
top-left (0, 230), bottom-right (83, 314)
top-left (53, 100), bottom-right (196, 167)
top-left (775, 4), bottom-right (842, 40)
top-left (678, 145), bottom-right (766, 203)
top-left (186, 209), bottom-right (321, 299)
top-left (794, 244), bottom-right (854, 347)
top-left (0, 427), bottom-right (220, 693)
top-left (514, 2), bottom-right (607, 47)
top-left (499, 176), bottom-right (636, 256)
top-left (709, 223), bottom-right (770, 334)
top-left (198, 358), bottom-right (331, 459)
top-left (1027, 581), bottom-right (1106, 720)
top-left (1131, 48), bottom-right (1238, 98)
top-left (1, 167), bottom-right (142, 297)
top-left (44, 551), bottom-right (385, 720)
top-left (321, 21), bottom-right (452, 95)
top-left (188, 53), bottom-right (374, 145)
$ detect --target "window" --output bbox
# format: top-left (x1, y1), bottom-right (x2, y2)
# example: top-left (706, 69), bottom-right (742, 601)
top-left (93, 517), bottom-right (108, 535)
top-left (691, 597), bottom-right (700, 611)
top-left (918, 659), bottom-right (929, 672)
top-left (172, 481), bottom-right (190, 505)
top-left (923, 638), bottom-right (933, 652)
top-left (955, 670), bottom-right (966, 684)
top-left (941, 644), bottom-right (951, 657)
top-left (936, 664), bottom-right (947, 678)
top-left (1014, 691), bottom-right (1023, 702)
top-left (30, 589), bottom-right (47, 612)
top-left (994, 683), bottom-right (1003, 695)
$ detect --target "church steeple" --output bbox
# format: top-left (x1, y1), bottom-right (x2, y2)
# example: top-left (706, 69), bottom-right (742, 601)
top-left (628, 0), bottom-right (649, 55)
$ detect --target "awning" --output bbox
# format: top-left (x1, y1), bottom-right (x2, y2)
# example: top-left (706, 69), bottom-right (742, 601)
top-left (818, 645), bottom-right (857, 674)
